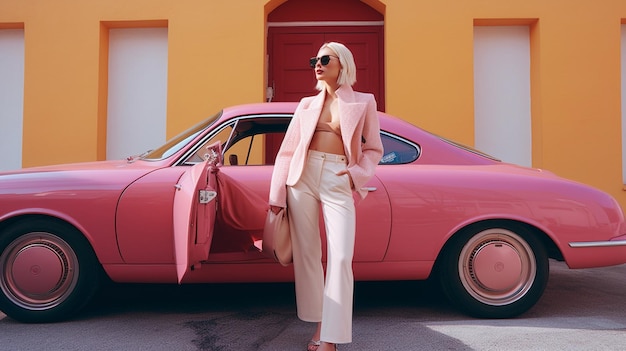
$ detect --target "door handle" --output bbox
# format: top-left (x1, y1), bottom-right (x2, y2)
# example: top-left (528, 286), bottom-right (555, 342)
top-left (361, 187), bottom-right (377, 192)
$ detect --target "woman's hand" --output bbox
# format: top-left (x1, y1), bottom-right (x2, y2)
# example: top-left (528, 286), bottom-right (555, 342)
top-left (336, 169), bottom-right (354, 189)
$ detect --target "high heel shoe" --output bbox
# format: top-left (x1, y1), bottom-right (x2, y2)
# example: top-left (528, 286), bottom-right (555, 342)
top-left (307, 340), bottom-right (320, 351)
top-left (317, 342), bottom-right (337, 351)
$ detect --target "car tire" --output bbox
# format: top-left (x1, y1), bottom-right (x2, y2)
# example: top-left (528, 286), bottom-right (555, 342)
top-left (437, 222), bottom-right (549, 318)
top-left (0, 219), bottom-right (101, 323)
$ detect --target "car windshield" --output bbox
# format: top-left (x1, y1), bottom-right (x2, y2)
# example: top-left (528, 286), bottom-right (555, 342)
top-left (141, 111), bottom-right (222, 160)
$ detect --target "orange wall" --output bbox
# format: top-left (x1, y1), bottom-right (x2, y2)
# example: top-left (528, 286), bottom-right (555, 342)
top-left (2, 0), bottom-right (626, 208)
top-left (0, 0), bottom-right (267, 166)
top-left (383, 0), bottom-right (626, 208)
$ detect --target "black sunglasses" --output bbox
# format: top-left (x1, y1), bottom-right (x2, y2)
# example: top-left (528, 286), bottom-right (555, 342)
top-left (309, 55), bottom-right (338, 68)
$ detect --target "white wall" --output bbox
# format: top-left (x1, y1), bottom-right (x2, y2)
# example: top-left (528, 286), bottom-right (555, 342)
top-left (107, 28), bottom-right (168, 160)
top-left (474, 26), bottom-right (532, 167)
top-left (0, 29), bottom-right (24, 171)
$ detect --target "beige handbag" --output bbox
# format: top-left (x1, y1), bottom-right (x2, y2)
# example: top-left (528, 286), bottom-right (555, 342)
top-left (262, 208), bottom-right (293, 266)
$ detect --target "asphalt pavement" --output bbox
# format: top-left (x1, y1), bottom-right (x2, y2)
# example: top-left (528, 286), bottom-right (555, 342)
top-left (1, 260), bottom-right (625, 350)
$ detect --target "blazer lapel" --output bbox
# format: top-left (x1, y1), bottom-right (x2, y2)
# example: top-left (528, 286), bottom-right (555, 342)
top-left (299, 91), bottom-right (325, 143)
top-left (337, 86), bottom-right (366, 148)
top-left (339, 102), bottom-right (365, 136)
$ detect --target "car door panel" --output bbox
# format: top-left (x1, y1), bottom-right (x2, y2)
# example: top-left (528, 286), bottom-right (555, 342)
top-left (173, 160), bottom-right (217, 283)
top-left (353, 175), bottom-right (391, 262)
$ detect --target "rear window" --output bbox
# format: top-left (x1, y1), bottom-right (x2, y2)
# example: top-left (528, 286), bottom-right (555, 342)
top-left (379, 132), bottom-right (419, 164)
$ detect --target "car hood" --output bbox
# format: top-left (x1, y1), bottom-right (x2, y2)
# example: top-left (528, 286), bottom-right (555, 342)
top-left (0, 160), bottom-right (162, 194)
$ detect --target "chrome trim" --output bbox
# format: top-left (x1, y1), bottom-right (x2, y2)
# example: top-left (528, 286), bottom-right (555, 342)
top-left (569, 240), bottom-right (626, 248)
top-left (199, 190), bottom-right (217, 204)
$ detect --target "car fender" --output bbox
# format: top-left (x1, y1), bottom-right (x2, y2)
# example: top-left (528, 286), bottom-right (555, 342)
top-left (440, 212), bottom-right (562, 257)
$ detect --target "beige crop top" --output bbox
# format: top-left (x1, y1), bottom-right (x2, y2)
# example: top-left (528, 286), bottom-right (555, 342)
top-left (315, 121), bottom-right (341, 136)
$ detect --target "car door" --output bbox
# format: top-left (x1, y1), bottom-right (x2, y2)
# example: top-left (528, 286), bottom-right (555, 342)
top-left (179, 115), bottom-right (393, 264)
top-left (216, 116), bottom-right (391, 262)
top-left (172, 158), bottom-right (218, 283)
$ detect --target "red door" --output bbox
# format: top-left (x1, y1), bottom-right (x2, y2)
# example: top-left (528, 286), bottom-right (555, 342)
top-left (267, 27), bottom-right (385, 110)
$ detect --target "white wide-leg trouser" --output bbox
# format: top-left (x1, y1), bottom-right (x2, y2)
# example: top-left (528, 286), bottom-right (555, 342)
top-left (287, 150), bottom-right (356, 344)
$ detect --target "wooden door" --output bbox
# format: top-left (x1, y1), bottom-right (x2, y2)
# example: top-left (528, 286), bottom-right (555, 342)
top-left (267, 26), bottom-right (385, 110)
top-left (268, 32), bottom-right (323, 102)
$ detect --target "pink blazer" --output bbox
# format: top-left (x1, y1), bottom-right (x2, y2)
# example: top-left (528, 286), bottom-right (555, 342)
top-left (269, 85), bottom-right (384, 208)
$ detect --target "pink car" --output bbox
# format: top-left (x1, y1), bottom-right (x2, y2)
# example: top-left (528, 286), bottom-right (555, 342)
top-left (1, 103), bottom-right (626, 323)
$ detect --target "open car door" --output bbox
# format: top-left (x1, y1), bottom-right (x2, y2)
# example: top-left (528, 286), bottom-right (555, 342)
top-left (172, 143), bottom-right (222, 283)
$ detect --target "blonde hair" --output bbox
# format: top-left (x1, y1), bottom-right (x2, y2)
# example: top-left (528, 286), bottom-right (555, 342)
top-left (315, 42), bottom-right (357, 91)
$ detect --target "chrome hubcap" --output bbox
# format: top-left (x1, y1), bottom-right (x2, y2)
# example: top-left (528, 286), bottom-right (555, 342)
top-left (1, 232), bottom-right (78, 310)
top-left (459, 228), bottom-right (536, 306)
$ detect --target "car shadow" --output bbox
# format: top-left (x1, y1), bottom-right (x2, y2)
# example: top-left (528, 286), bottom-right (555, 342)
top-left (85, 278), bottom-right (447, 318)
top-left (83, 277), bottom-right (470, 351)
top-left (84, 260), bottom-right (626, 322)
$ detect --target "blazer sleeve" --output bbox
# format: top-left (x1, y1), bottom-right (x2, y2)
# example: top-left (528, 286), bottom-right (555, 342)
top-left (349, 94), bottom-right (384, 198)
top-left (268, 100), bottom-right (305, 208)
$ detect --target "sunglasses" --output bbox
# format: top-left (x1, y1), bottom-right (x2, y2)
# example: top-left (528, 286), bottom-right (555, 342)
top-left (309, 55), bottom-right (338, 68)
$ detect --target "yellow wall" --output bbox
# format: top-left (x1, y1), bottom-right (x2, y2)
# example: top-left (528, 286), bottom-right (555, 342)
top-left (0, 0), bottom-right (267, 166)
top-left (383, 0), bottom-right (626, 207)
top-left (2, 0), bottom-right (626, 208)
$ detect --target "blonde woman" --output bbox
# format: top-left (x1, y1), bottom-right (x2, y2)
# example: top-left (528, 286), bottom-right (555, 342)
top-left (269, 42), bottom-right (383, 351)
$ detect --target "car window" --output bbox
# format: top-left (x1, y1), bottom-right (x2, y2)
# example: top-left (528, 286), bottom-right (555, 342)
top-left (220, 121), bottom-right (420, 166)
top-left (180, 115), bottom-right (421, 166)
top-left (225, 134), bottom-right (267, 166)
top-left (223, 117), bottom-right (290, 166)
top-left (379, 132), bottom-right (420, 164)
top-left (180, 116), bottom-right (290, 166)
top-left (185, 123), bottom-right (235, 164)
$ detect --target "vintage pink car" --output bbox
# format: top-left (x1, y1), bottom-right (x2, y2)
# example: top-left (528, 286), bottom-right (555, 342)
top-left (1, 102), bottom-right (626, 323)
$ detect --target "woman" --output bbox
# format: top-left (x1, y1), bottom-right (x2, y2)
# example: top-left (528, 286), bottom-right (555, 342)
top-left (268, 42), bottom-right (383, 351)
